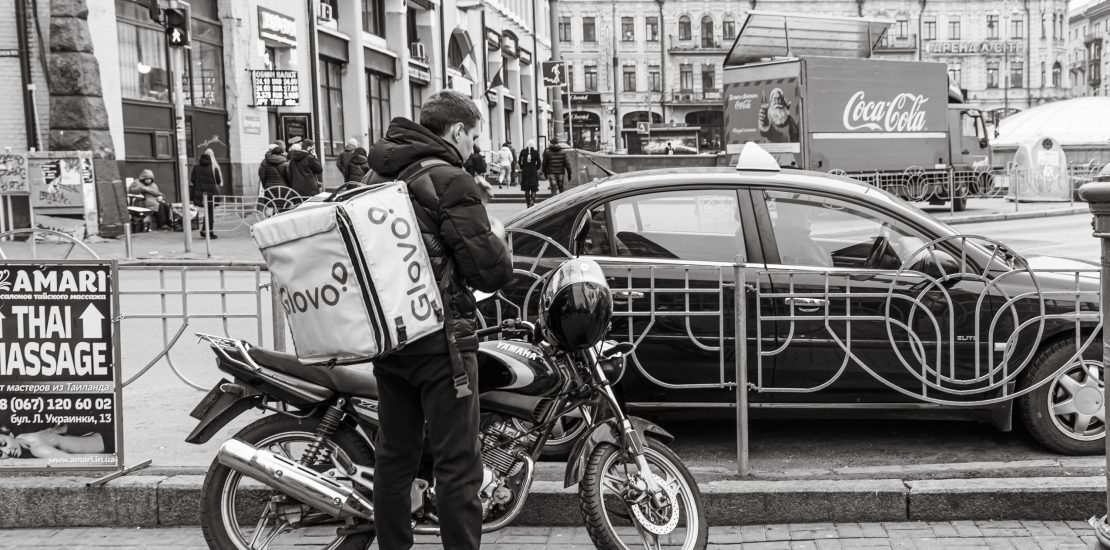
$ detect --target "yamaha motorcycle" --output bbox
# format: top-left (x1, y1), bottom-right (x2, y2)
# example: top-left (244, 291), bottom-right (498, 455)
top-left (186, 258), bottom-right (708, 550)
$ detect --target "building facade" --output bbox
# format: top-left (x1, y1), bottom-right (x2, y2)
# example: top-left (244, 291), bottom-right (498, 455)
top-left (556, 0), bottom-right (1073, 153)
top-left (1068, 0), bottom-right (1109, 98)
top-left (2, 0), bottom-right (551, 212)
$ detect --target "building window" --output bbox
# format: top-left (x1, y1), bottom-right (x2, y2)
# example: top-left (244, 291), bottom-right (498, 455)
top-left (986, 14), bottom-right (999, 39)
top-left (1052, 14), bottom-right (1057, 39)
top-left (622, 65), bottom-right (636, 91)
top-left (701, 16), bottom-right (714, 48)
top-left (1010, 61), bottom-right (1023, 88)
top-left (321, 58), bottom-right (345, 158)
top-left (701, 64), bottom-right (715, 91)
top-left (117, 20), bottom-right (170, 103)
top-left (1041, 61), bottom-right (1046, 87)
top-left (680, 63), bottom-right (693, 91)
top-left (367, 70), bottom-right (390, 145)
top-left (649, 65), bottom-right (661, 91)
top-left (184, 41), bottom-right (225, 109)
top-left (1011, 17), bottom-right (1023, 39)
top-left (723, 15), bottom-right (736, 41)
top-left (678, 15), bottom-right (691, 41)
top-left (568, 64), bottom-right (576, 91)
top-left (987, 60), bottom-right (999, 88)
top-left (559, 16), bottom-right (572, 42)
top-left (896, 17), bottom-right (909, 38)
top-left (1041, 14), bottom-right (1046, 38)
top-left (948, 62), bottom-right (962, 88)
top-left (584, 64), bottom-right (598, 91)
top-left (583, 17), bottom-right (596, 42)
top-left (923, 18), bottom-right (936, 40)
top-left (622, 17), bottom-right (635, 42)
top-left (646, 16), bottom-right (659, 41)
top-left (411, 84), bottom-right (424, 121)
top-left (948, 18), bottom-right (961, 40)
top-left (362, 0), bottom-right (385, 37)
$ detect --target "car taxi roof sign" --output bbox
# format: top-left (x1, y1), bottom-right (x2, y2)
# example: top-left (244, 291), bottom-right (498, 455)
top-left (735, 142), bottom-right (781, 172)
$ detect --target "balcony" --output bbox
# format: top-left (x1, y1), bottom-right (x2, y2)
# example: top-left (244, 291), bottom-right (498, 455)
top-left (1071, 60), bottom-right (1087, 73)
top-left (668, 34), bottom-right (728, 54)
top-left (669, 90), bottom-right (721, 104)
top-left (874, 33), bottom-right (918, 53)
top-left (1085, 32), bottom-right (1104, 45)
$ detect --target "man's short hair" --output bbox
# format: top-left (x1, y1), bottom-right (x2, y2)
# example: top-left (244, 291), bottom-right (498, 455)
top-left (420, 90), bottom-right (483, 136)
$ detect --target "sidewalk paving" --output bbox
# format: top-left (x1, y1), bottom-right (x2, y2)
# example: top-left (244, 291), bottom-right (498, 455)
top-left (0, 521), bottom-right (1099, 549)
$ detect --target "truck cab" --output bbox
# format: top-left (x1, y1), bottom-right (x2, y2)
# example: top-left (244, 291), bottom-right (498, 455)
top-left (948, 106), bottom-right (991, 173)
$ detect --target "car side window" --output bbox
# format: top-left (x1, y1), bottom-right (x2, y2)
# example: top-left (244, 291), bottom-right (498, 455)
top-left (581, 189), bottom-right (744, 262)
top-left (764, 190), bottom-right (929, 269)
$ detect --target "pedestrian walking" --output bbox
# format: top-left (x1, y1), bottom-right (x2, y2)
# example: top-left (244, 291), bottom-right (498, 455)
top-left (345, 146), bottom-right (370, 182)
top-left (463, 144), bottom-right (487, 178)
top-left (128, 169), bottom-right (170, 229)
top-left (287, 140), bottom-right (323, 198)
top-left (364, 89), bottom-right (513, 550)
top-left (189, 148), bottom-right (222, 239)
top-left (542, 138), bottom-right (572, 194)
top-left (257, 144), bottom-right (290, 189)
top-left (519, 139), bottom-right (542, 207)
top-left (496, 143), bottom-right (513, 188)
top-left (336, 138), bottom-right (359, 180)
top-left (665, 142), bottom-right (675, 155)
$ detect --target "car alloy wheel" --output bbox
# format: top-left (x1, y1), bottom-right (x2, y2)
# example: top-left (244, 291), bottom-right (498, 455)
top-left (1048, 359), bottom-right (1105, 441)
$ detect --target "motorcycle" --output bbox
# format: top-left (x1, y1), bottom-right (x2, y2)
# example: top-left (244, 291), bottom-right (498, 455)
top-left (185, 258), bottom-right (708, 550)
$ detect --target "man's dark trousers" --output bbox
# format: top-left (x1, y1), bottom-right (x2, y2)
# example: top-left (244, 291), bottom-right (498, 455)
top-left (373, 350), bottom-right (482, 550)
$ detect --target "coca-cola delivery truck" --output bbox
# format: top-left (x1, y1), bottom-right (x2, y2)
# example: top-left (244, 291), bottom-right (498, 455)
top-left (723, 12), bottom-right (992, 211)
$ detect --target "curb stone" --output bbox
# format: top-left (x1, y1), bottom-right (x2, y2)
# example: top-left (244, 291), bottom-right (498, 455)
top-left (2, 475), bottom-right (1105, 528)
top-left (933, 205), bottom-right (1088, 225)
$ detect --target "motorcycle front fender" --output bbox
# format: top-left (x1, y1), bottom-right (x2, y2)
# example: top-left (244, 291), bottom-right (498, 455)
top-left (185, 379), bottom-right (261, 445)
top-left (563, 416), bottom-right (674, 488)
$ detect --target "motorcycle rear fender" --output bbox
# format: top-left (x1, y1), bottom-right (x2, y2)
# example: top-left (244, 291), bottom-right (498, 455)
top-left (563, 416), bottom-right (674, 488)
top-left (185, 380), bottom-right (262, 445)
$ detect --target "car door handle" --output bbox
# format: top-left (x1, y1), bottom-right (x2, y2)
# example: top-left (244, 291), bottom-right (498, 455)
top-left (784, 297), bottom-right (827, 309)
top-left (613, 290), bottom-right (645, 300)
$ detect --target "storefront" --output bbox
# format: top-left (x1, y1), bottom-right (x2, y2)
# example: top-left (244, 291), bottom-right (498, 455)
top-left (408, 62), bottom-right (431, 121)
top-left (685, 110), bottom-right (723, 153)
top-left (564, 111), bottom-right (601, 151)
top-left (256, 6), bottom-right (307, 149)
top-left (115, 0), bottom-right (229, 200)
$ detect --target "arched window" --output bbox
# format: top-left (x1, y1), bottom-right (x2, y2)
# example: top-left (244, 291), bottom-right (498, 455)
top-left (678, 15), bottom-right (691, 40)
top-left (701, 16), bottom-right (715, 48)
top-left (722, 14), bottom-right (737, 41)
top-left (623, 110), bottom-right (663, 128)
top-left (1052, 61), bottom-right (1062, 88)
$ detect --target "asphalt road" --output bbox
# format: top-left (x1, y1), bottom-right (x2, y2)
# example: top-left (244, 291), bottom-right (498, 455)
top-left (3, 210), bottom-right (1103, 474)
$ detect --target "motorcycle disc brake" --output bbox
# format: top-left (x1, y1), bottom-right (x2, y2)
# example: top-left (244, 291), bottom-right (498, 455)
top-left (630, 473), bottom-right (681, 536)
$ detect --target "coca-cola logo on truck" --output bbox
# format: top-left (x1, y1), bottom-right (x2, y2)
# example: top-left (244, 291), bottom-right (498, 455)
top-left (842, 91), bottom-right (930, 132)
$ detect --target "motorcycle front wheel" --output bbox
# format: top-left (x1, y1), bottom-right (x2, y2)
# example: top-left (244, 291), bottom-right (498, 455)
top-left (579, 441), bottom-right (708, 550)
top-left (199, 414), bottom-right (376, 550)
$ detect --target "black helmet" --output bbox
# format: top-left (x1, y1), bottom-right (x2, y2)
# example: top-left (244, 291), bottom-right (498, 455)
top-left (539, 258), bottom-right (612, 351)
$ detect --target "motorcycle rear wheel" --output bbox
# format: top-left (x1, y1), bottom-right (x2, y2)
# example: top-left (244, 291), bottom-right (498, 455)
top-left (579, 441), bottom-right (708, 550)
top-left (199, 414), bottom-right (376, 550)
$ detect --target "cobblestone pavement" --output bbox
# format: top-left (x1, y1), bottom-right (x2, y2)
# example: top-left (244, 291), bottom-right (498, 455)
top-left (0, 521), bottom-right (1099, 549)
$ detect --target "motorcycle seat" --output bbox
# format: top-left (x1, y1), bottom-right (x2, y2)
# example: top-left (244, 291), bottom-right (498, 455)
top-left (247, 348), bottom-right (379, 399)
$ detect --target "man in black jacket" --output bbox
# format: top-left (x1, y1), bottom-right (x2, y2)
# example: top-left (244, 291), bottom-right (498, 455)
top-left (542, 138), bottom-right (572, 193)
top-left (365, 90), bottom-right (513, 550)
top-left (287, 140), bottom-right (323, 197)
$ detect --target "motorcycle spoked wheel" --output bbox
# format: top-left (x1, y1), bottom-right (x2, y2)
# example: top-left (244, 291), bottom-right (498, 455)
top-left (199, 414), bottom-right (376, 550)
top-left (579, 442), bottom-right (708, 550)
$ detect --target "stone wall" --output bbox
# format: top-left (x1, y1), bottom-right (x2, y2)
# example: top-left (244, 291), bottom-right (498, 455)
top-left (49, 0), bottom-right (126, 236)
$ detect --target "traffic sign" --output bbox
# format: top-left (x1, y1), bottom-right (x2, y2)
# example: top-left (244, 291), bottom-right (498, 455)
top-left (164, 7), bottom-right (190, 47)
top-left (541, 61), bottom-right (566, 87)
top-left (637, 122), bottom-right (651, 135)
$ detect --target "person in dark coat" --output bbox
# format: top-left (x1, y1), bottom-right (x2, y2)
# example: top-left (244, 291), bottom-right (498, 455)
top-left (287, 139), bottom-right (323, 197)
top-left (463, 144), bottom-right (487, 177)
top-left (335, 138), bottom-right (359, 181)
top-left (344, 147), bottom-right (370, 182)
top-left (257, 145), bottom-right (290, 189)
top-left (189, 148), bottom-right (222, 238)
top-left (542, 138), bottom-right (572, 194)
top-left (364, 90), bottom-right (513, 550)
top-left (128, 169), bottom-right (170, 229)
top-left (518, 139), bottom-right (542, 207)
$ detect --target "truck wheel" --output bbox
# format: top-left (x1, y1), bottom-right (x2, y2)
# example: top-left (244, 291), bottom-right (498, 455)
top-left (952, 197), bottom-right (967, 212)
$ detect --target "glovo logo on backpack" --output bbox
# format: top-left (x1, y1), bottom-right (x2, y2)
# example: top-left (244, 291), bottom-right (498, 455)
top-left (279, 262), bottom-right (349, 315)
top-left (366, 203), bottom-right (438, 322)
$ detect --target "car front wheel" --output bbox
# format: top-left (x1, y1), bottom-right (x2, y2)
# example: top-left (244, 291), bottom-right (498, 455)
top-left (1019, 338), bottom-right (1104, 455)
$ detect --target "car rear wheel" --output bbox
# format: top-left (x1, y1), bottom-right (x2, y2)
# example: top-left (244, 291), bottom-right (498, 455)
top-left (1019, 338), bottom-right (1104, 455)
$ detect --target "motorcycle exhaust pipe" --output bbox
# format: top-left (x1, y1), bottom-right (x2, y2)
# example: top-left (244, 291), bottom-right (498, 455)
top-left (217, 439), bottom-right (373, 520)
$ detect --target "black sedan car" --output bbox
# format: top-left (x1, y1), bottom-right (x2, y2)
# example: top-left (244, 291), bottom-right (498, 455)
top-left (494, 145), bottom-right (1103, 455)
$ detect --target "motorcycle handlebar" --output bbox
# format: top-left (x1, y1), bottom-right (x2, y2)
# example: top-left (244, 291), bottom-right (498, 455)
top-left (475, 319), bottom-right (536, 339)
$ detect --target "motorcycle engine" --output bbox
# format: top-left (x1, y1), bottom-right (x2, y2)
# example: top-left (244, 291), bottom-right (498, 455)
top-left (477, 415), bottom-right (535, 518)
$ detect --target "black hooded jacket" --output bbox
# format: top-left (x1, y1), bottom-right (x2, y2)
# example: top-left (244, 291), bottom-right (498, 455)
top-left (287, 149), bottom-right (323, 196)
top-left (258, 152), bottom-right (290, 188)
top-left (542, 142), bottom-right (571, 177)
top-left (366, 117), bottom-right (513, 353)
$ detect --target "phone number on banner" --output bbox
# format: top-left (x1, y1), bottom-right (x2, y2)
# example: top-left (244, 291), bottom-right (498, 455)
top-left (0, 395), bottom-right (113, 414)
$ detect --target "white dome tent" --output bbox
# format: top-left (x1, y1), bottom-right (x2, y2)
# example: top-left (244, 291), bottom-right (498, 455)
top-left (992, 98), bottom-right (1110, 173)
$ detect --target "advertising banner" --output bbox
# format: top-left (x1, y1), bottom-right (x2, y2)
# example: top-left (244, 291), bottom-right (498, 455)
top-left (27, 153), bottom-right (92, 209)
top-left (251, 70), bottom-right (301, 107)
top-left (724, 73), bottom-right (802, 166)
top-left (802, 58), bottom-right (948, 135)
top-left (0, 154), bottom-right (28, 194)
top-left (0, 261), bottom-right (122, 471)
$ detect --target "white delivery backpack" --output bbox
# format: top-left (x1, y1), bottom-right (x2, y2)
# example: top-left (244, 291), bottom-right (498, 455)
top-left (251, 160), bottom-right (450, 365)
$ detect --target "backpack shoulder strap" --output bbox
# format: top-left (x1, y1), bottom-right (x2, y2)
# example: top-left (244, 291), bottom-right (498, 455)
top-left (396, 158), bottom-right (450, 184)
